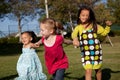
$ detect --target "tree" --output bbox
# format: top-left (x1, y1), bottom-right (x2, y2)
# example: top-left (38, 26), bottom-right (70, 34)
top-left (7, 0), bottom-right (40, 42)
top-left (107, 0), bottom-right (120, 23)
top-left (0, 0), bottom-right (11, 18)
top-left (80, 0), bottom-right (101, 8)
top-left (94, 3), bottom-right (115, 25)
top-left (38, 0), bottom-right (80, 23)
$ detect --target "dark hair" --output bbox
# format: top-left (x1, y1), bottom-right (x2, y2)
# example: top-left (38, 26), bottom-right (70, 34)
top-left (40, 18), bottom-right (64, 34)
top-left (21, 31), bottom-right (37, 43)
top-left (77, 4), bottom-right (97, 32)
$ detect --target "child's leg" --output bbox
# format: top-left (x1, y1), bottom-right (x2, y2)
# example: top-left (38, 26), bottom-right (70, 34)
top-left (52, 69), bottom-right (65, 80)
top-left (85, 69), bottom-right (92, 80)
top-left (95, 69), bottom-right (101, 80)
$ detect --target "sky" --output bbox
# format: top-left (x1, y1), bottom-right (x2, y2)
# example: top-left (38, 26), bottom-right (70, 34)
top-left (0, 15), bottom-right (40, 37)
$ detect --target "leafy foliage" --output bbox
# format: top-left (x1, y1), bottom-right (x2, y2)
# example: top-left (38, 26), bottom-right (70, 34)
top-left (0, 0), bottom-right (11, 18)
top-left (94, 3), bottom-right (115, 25)
top-left (39, 0), bottom-right (80, 24)
top-left (107, 0), bottom-right (120, 23)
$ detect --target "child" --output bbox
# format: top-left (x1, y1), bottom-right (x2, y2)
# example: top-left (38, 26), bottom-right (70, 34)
top-left (15, 31), bottom-right (47, 80)
top-left (35, 18), bottom-right (69, 80)
top-left (71, 5), bottom-right (112, 80)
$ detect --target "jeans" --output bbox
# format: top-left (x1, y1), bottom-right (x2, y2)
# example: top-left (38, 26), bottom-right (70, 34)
top-left (52, 69), bottom-right (65, 80)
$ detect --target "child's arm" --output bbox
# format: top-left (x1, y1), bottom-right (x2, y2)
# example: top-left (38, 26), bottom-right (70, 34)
top-left (97, 20), bottom-right (112, 36)
top-left (30, 39), bottom-right (42, 48)
top-left (71, 26), bottom-right (80, 47)
top-left (63, 39), bottom-right (73, 44)
top-left (34, 39), bottom-right (42, 47)
top-left (73, 37), bottom-right (80, 47)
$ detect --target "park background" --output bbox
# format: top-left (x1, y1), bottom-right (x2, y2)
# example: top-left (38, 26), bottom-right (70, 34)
top-left (0, 0), bottom-right (120, 80)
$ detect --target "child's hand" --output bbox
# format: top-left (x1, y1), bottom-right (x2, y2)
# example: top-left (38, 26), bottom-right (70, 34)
top-left (73, 38), bottom-right (80, 47)
top-left (105, 20), bottom-right (112, 26)
top-left (30, 43), bottom-right (40, 48)
top-left (34, 43), bottom-right (40, 48)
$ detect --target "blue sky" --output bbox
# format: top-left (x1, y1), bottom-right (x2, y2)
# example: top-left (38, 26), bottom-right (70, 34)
top-left (0, 16), bottom-right (40, 36)
top-left (0, 17), bottom-right (40, 31)
top-left (102, 0), bottom-right (106, 3)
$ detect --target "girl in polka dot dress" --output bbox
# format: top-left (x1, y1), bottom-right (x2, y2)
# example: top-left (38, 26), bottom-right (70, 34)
top-left (72, 5), bottom-right (112, 80)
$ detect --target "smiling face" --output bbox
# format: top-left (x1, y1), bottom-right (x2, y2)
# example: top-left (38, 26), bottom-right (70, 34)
top-left (79, 9), bottom-right (90, 24)
top-left (21, 33), bottom-right (32, 45)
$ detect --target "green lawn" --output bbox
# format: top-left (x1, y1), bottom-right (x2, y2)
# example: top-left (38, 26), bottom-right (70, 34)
top-left (0, 36), bottom-right (120, 80)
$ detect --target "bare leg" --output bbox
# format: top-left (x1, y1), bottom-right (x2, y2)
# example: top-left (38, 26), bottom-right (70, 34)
top-left (85, 69), bottom-right (92, 80)
top-left (95, 69), bottom-right (102, 80)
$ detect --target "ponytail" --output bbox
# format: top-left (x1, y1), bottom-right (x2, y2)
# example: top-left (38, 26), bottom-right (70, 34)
top-left (55, 21), bottom-right (64, 35)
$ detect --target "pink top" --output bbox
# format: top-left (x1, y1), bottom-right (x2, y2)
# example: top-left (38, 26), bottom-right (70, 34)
top-left (42, 35), bottom-right (69, 74)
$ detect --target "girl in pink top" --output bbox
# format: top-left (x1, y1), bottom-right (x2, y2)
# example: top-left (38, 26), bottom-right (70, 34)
top-left (35, 18), bottom-right (71, 80)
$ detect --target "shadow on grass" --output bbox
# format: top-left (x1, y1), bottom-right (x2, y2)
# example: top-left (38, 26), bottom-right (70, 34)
top-left (2, 69), bottom-right (119, 80)
top-left (0, 43), bottom-right (43, 56)
top-left (102, 68), bottom-right (120, 80)
top-left (64, 68), bottom-right (120, 80)
top-left (64, 72), bottom-right (96, 80)
top-left (64, 72), bottom-right (86, 80)
top-left (0, 74), bottom-right (17, 80)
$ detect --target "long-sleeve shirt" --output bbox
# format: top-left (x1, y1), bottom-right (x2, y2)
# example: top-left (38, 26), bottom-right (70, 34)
top-left (72, 24), bottom-right (110, 39)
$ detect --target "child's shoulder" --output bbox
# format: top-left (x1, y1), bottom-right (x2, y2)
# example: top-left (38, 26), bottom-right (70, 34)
top-left (56, 35), bottom-right (64, 41)
top-left (76, 24), bottom-right (82, 27)
top-left (74, 24), bottom-right (84, 30)
top-left (56, 35), bottom-right (63, 38)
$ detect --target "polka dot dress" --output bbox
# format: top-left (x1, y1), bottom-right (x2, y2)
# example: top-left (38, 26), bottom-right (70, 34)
top-left (80, 29), bottom-right (102, 69)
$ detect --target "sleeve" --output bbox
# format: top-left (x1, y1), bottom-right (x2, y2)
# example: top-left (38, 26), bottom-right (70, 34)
top-left (97, 25), bottom-right (111, 36)
top-left (71, 26), bottom-right (80, 39)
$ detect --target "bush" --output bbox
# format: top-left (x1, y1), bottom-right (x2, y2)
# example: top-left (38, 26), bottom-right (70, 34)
top-left (109, 30), bottom-right (120, 37)
top-left (0, 37), bottom-right (8, 44)
top-left (0, 37), bottom-right (41, 44)
top-left (0, 37), bottom-right (19, 44)
top-left (7, 37), bottom-right (19, 43)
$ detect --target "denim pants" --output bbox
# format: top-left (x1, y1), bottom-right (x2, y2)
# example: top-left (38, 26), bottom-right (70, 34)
top-left (52, 69), bottom-right (65, 80)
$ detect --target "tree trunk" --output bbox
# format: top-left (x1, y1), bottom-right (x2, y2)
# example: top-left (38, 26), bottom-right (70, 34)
top-left (17, 17), bottom-right (22, 43)
top-left (45, 0), bottom-right (49, 18)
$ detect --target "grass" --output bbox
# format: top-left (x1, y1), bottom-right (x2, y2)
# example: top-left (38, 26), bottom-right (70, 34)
top-left (0, 36), bottom-right (120, 80)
